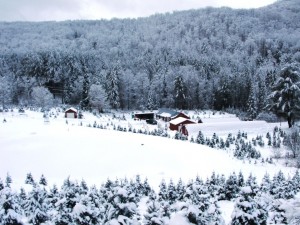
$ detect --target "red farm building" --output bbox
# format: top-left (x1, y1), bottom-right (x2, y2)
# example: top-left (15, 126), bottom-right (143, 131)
top-left (64, 107), bottom-right (78, 119)
top-left (169, 117), bottom-right (196, 136)
top-left (156, 108), bottom-right (190, 122)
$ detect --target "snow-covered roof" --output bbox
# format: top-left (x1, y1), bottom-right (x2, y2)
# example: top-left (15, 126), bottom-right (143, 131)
top-left (65, 107), bottom-right (77, 113)
top-left (160, 112), bottom-right (172, 117)
top-left (170, 117), bottom-right (195, 125)
top-left (157, 108), bottom-right (179, 117)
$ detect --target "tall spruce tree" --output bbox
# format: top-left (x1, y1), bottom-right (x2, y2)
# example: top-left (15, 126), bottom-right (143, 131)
top-left (267, 63), bottom-right (300, 128)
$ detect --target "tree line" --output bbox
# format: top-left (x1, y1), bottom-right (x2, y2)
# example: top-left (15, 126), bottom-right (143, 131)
top-left (0, 0), bottom-right (299, 117)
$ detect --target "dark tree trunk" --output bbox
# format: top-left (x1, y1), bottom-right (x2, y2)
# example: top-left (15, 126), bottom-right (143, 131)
top-left (287, 115), bottom-right (293, 128)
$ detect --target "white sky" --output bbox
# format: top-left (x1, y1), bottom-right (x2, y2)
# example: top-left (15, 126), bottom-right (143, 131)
top-left (0, 0), bottom-right (277, 22)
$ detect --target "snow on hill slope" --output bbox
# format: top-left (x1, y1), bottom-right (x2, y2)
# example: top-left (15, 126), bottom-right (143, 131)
top-left (0, 109), bottom-right (296, 191)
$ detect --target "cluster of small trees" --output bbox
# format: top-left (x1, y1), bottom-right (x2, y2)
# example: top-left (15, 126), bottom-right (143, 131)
top-left (1, 171), bottom-right (300, 225)
top-left (190, 130), bottom-right (263, 160)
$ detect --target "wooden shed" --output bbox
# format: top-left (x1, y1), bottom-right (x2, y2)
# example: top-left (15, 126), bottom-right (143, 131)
top-left (134, 112), bottom-right (155, 120)
top-left (169, 117), bottom-right (196, 136)
top-left (65, 107), bottom-right (78, 118)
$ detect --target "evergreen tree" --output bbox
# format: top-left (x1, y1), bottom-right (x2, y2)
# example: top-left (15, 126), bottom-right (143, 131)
top-left (103, 186), bottom-right (140, 225)
top-left (260, 173), bottom-right (271, 194)
top-left (25, 172), bottom-right (36, 186)
top-left (158, 180), bottom-right (168, 202)
top-left (24, 185), bottom-right (49, 225)
top-left (143, 192), bottom-right (164, 225)
top-left (0, 187), bottom-right (23, 225)
top-left (39, 174), bottom-right (47, 186)
top-left (176, 178), bottom-right (185, 201)
top-left (257, 76), bottom-right (268, 113)
top-left (196, 131), bottom-right (205, 145)
top-left (247, 83), bottom-right (258, 120)
top-left (105, 64), bottom-right (121, 109)
top-left (267, 63), bottom-right (300, 128)
top-left (72, 195), bottom-right (100, 225)
top-left (174, 74), bottom-right (187, 109)
top-left (0, 178), bottom-right (4, 191)
top-left (237, 171), bottom-right (245, 188)
top-left (231, 186), bottom-right (268, 225)
top-left (53, 177), bottom-right (78, 225)
top-left (5, 173), bottom-right (12, 188)
top-left (225, 172), bottom-right (240, 200)
top-left (268, 199), bottom-right (288, 225)
top-left (167, 179), bottom-right (177, 205)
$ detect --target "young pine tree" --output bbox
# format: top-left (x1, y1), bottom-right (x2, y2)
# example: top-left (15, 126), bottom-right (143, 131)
top-left (231, 186), bottom-right (268, 225)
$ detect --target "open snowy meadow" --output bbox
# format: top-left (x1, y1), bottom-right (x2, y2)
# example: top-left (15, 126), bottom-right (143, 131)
top-left (1, 108), bottom-right (300, 224)
top-left (0, 108), bottom-right (295, 188)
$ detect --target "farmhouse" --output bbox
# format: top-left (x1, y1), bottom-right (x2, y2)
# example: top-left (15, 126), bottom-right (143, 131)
top-left (156, 108), bottom-right (190, 122)
top-left (65, 107), bottom-right (78, 118)
top-left (169, 117), bottom-right (196, 136)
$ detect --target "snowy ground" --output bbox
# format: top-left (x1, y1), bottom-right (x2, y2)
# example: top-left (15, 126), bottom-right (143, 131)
top-left (0, 108), bottom-right (298, 224)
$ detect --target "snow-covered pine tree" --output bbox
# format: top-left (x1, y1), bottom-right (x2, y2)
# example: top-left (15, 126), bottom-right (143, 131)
top-left (247, 83), bottom-right (258, 120)
top-left (39, 174), bottom-right (47, 186)
top-left (72, 194), bottom-right (100, 225)
top-left (143, 191), bottom-right (164, 225)
top-left (267, 62), bottom-right (300, 128)
top-left (292, 170), bottom-right (300, 193)
top-left (53, 177), bottom-right (78, 225)
top-left (231, 186), bottom-right (268, 225)
top-left (225, 172), bottom-right (240, 200)
top-left (176, 178), bottom-right (186, 201)
top-left (174, 74), bottom-right (187, 109)
top-left (5, 173), bottom-right (12, 188)
top-left (260, 173), bottom-right (271, 194)
top-left (25, 172), bottom-right (36, 186)
top-left (158, 180), bottom-right (168, 202)
top-left (245, 174), bottom-right (260, 196)
top-left (18, 187), bottom-right (27, 209)
top-left (0, 178), bottom-right (4, 191)
top-left (24, 184), bottom-right (49, 224)
top-left (0, 187), bottom-right (23, 225)
top-left (46, 184), bottom-right (60, 212)
top-left (269, 200), bottom-right (288, 224)
top-left (105, 64), bottom-right (121, 109)
top-left (167, 179), bottom-right (177, 205)
top-left (103, 186), bottom-right (140, 225)
top-left (206, 198), bottom-right (225, 225)
top-left (270, 171), bottom-right (287, 199)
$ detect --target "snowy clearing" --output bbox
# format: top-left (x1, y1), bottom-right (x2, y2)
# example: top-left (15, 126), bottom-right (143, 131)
top-left (0, 109), bottom-right (295, 190)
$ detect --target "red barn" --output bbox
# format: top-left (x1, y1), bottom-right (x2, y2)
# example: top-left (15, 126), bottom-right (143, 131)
top-left (65, 107), bottom-right (78, 118)
top-left (169, 117), bottom-right (196, 136)
top-left (156, 108), bottom-right (190, 122)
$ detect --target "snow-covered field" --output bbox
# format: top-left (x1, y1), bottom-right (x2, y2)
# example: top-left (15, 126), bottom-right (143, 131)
top-left (1, 108), bottom-right (299, 224)
top-left (0, 108), bottom-right (295, 189)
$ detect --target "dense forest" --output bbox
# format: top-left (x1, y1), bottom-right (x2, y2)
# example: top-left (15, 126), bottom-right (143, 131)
top-left (0, 0), bottom-right (299, 113)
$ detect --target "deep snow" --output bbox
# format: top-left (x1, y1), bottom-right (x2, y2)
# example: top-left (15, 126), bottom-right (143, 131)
top-left (0, 108), bottom-right (298, 224)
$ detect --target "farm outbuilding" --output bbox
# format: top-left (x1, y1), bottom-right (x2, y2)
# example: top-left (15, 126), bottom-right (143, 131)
top-left (169, 117), bottom-right (196, 136)
top-left (134, 112), bottom-right (155, 120)
top-left (156, 108), bottom-right (190, 122)
top-left (64, 107), bottom-right (78, 118)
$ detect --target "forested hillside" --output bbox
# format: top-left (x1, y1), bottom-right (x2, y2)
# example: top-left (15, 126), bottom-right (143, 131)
top-left (0, 0), bottom-right (299, 112)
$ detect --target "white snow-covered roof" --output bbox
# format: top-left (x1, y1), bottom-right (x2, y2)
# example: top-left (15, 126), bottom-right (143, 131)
top-left (170, 117), bottom-right (195, 125)
top-left (160, 112), bottom-right (172, 117)
top-left (65, 107), bottom-right (77, 113)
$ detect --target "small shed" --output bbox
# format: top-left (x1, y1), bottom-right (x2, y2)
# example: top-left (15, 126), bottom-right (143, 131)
top-left (156, 108), bottom-right (190, 122)
top-left (134, 112), bottom-right (155, 120)
top-left (65, 107), bottom-right (77, 118)
top-left (169, 117), bottom-right (196, 136)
